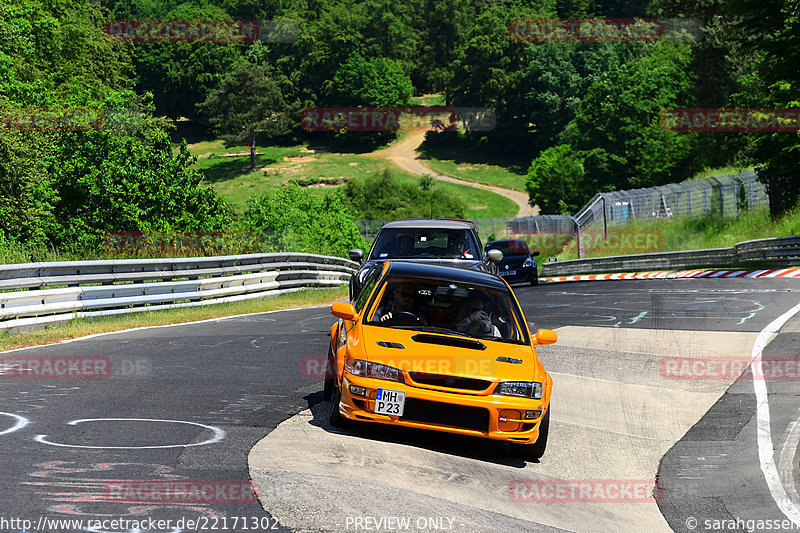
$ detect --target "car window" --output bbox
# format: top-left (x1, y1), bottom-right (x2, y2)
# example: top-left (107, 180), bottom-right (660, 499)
top-left (369, 228), bottom-right (479, 260)
top-left (366, 276), bottom-right (529, 345)
top-left (354, 266), bottom-right (381, 312)
top-left (487, 240), bottom-right (530, 256)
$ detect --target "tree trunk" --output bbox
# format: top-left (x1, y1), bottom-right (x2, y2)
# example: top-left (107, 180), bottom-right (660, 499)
top-left (250, 137), bottom-right (257, 172)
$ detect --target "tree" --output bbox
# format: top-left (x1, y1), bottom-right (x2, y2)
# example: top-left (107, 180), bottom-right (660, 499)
top-left (122, 1), bottom-right (244, 119)
top-left (562, 42), bottom-right (701, 193)
top-left (198, 61), bottom-right (291, 171)
top-left (727, 0), bottom-right (800, 216)
top-left (327, 53), bottom-right (413, 107)
top-left (526, 144), bottom-right (586, 214)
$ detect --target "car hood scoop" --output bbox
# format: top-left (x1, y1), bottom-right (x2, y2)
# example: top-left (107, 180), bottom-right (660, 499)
top-left (410, 333), bottom-right (486, 350)
top-left (376, 341), bottom-right (405, 349)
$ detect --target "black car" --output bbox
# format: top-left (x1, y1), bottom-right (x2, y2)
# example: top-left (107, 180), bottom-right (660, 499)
top-left (348, 219), bottom-right (503, 300)
top-left (484, 239), bottom-right (540, 286)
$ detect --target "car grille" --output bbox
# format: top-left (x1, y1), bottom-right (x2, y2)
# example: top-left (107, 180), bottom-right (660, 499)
top-left (400, 398), bottom-right (489, 432)
top-left (408, 372), bottom-right (492, 391)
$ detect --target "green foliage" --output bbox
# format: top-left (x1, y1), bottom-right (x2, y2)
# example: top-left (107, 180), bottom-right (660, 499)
top-left (119, 1), bottom-right (245, 120)
top-left (727, 0), bottom-right (800, 216)
top-left (343, 169), bottom-right (466, 220)
top-left (0, 0), bottom-right (134, 106)
top-left (328, 53), bottom-right (413, 107)
top-left (0, 130), bottom-right (55, 246)
top-left (243, 185), bottom-right (365, 256)
top-left (526, 144), bottom-right (586, 214)
top-left (44, 121), bottom-right (232, 250)
top-left (522, 42), bottom-right (643, 151)
top-left (198, 59), bottom-right (291, 169)
top-left (562, 42), bottom-right (701, 193)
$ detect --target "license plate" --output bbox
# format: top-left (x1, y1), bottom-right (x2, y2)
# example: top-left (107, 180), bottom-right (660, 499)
top-left (499, 270), bottom-right (516, 276)
top-left (375, 388), bottom-right (405, 416)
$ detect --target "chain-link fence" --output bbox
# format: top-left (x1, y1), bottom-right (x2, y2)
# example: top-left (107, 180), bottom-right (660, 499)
top-left (356, 171), bottom-right (768, 258)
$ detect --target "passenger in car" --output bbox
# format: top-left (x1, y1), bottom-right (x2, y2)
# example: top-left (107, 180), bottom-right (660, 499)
top-left (453, 295), bottom-right (500, 337)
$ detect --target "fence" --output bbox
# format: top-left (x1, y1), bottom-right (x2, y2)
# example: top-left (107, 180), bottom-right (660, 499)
top-left (0, 253), bottom-right (357, 334)
top-left (541, 235), bottom-right (800, 276)
top-left (356, 171), bottom-right (768, 258)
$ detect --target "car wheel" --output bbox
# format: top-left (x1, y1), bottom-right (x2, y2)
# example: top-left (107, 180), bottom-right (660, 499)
top-left (530, 272), bottom-right (539, 287)
top-left (511, 408), bottom-right (550, 461)
top-left (323, 344), bottom-right (335, 400)
top-left (328, 382), bottom-right (347, 428)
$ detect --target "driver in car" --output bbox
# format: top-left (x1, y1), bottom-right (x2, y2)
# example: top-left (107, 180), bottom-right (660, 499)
top-left (394, 234), bottom-right (414, 257)
top-left (447, 233), bottom-right (472, 258)
top-left (375, 282), bottom-right (428, 324)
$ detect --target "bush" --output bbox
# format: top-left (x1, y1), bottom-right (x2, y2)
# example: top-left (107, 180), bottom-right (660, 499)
top-left (244, 185), bottom-right (365, 257)
top-left (344, 170), bottom-right (466, 220)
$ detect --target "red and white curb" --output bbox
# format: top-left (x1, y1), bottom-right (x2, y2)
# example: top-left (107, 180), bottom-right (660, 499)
top-left (541, 267), bottom-right (800, 283)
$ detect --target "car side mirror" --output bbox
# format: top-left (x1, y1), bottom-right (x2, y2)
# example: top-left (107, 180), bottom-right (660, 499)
top-left (533, 328), bottom-right (557, 345)
top-left (348, 249), bottom-right (364, 262)
top-left (486, 249), bottom-right (503, 263)
top-left (331, 302), bottom-right (357, 321)
top-left (531, 250), bottom-right (540, 257)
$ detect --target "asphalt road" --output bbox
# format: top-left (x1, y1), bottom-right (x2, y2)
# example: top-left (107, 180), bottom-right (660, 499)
top-left (1, 278), bottom-right (798, 533)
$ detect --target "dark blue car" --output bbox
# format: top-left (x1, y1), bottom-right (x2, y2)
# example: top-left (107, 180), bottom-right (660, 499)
top-left (484, 239), bottom-right (539, 286)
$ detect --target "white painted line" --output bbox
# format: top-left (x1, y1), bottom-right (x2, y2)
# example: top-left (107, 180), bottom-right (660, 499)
top-left (752, 301), bottom-right (800, 525)
top-left (34, 418), bottom-right (225, 449)
top-left (0, 412), bottom-right (29, 436)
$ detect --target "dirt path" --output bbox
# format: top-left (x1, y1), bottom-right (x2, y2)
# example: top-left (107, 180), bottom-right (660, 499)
top-left (375, 129), bottom-right (538, 217)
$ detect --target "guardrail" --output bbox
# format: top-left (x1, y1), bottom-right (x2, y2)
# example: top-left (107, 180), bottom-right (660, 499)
top-left (541, 235), bottom-right (800, 276)
top-left (0, 253), bottom-right (357, 333)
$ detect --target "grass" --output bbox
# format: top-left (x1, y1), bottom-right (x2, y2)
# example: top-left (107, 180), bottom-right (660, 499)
top-left (185, 136), bottom-right (520, 218)
top-left (416, 134), bottom-right (530, 192)
top-left (0, 286), bottom-right (347, 351)
top-left (420, 158), bottom-right (528, 192)
top-left (688, 165), bottom-right (755, 181)
top-left (409, 94), bottom-right (446, 106)
top-left (553, 205), bottom-right (800, 262)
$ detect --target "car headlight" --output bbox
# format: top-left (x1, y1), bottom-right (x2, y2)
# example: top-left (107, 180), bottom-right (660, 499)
top-left (523, 257), bottom-right (533, 268)
top-left (346, 359), bottom-right (404, 383)
top-left (496, 381), bottom-right (543, 399)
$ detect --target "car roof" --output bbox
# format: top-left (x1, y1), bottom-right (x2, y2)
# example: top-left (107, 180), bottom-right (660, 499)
top-left (383, 261), bottom-right (506, 290)
top-left (380, 218), bottom-right (475, 230)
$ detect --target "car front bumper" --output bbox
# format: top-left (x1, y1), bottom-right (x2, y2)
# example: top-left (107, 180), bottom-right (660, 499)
top-left (498, 265), bottom-right (537, 284)
top-left (337, 374), bottom-right (548, 445)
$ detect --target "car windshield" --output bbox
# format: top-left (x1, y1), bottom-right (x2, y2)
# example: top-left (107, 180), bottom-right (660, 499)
top-left (365, 276), bottom-right (529, 345)
top-left (369, 228), bottom-right (478, 260)
top-left (488, 240), bottom-right (530, 256)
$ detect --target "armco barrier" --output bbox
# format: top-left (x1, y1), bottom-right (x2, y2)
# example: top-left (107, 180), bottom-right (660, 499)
top-left (541, 235), bottom-right (800, 276)
top-left (0, 253), bottom-right (357, 333)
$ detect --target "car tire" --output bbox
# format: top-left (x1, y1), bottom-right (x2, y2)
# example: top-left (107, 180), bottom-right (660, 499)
top-left (530, 273), bottom-right (539, 287)
top-left (323, 344), bottom-right (335, 401)
top-left (328, 383), bottom-right (347, 428)
top-left (511, 408), bottom-right (549, 461)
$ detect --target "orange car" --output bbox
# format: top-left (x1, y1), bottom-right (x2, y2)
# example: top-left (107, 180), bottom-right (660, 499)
top-left (325, 261), bottom-right (556, 461)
